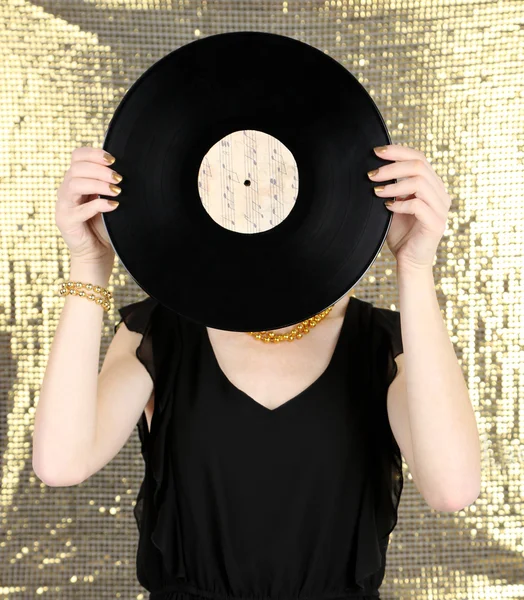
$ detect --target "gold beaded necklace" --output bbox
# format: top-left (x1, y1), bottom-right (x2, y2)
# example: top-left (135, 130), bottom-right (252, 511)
top-left (247, 304), bottom-right (335, 343)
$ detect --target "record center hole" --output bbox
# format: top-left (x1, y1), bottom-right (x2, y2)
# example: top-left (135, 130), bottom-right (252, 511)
top-left (244, 180), bottom-right (251, 187)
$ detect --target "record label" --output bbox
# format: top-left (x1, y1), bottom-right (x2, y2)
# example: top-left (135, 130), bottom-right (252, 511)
top-left (197, 129), bottom-right (298, 234)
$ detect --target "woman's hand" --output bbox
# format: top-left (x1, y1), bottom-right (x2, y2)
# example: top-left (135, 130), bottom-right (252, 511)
top-left (368, 144), bottom-right (452, 271)
top-left (55, 146), bottom-right (123, 265)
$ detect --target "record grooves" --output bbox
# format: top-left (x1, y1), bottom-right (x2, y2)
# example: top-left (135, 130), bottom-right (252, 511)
top-left (102, 31), bottom-right (395, 331)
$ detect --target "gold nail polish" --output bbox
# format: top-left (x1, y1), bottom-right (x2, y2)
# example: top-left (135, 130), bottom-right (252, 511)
top-left (111, 171), bottom-right (123, 183)
top-left (384, 200), bottom-right (394, 207)
top-left (108, 200), bottom-right (120, 207)
top-left (374, 186), bottom-right (386, 193)
top-left (103, 151), bottom-right (116, 165)
top-left (367, 169), bottom-right (379, 178)
top-left (109, 184), bottom-right (121, 195)
top-left (374, 146), bottom-right (388, 153)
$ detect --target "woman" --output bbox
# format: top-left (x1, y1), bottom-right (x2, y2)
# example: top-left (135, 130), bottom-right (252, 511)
top-left (33, 144), bottom-right (481, 599)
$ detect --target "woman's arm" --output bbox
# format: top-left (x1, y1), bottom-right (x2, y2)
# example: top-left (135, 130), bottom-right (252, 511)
top-left (391, 263), bottom-right (481, 511)
top-left (33, 259), bottom-right (153, 486)
top-left (33, 259), bottom-right (110, 485)
top-left (369, 143), bottom-right (481, 511)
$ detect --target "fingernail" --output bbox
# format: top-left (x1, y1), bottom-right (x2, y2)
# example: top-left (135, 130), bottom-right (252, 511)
top-left (374, 146), bottom-right (388, 153)
top-left (108, 200), bottom-right (120, 207)
top-left (109, 184), bottom-right (121, 195)
top-left (103, 151), bottom-right (116, 165)
top-left (384, 200), bottom-right (394, 207)
top-left (374, 186), bottom-right (386, 193)
top-left (111, 171), bottom-right (123, 183)
top-left (367, 169), bottom-right (379, 178)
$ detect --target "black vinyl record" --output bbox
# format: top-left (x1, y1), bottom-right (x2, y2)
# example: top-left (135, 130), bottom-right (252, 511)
top-left (102, 31), bottom-right (395, 332)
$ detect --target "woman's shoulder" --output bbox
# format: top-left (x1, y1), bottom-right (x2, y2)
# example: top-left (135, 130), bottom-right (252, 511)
top-left (351, 295), bottom-right (402, 356)
top-left (114, 295), bottom-right (160, 336)
top-left (352, 295), bottom-right (400, 321)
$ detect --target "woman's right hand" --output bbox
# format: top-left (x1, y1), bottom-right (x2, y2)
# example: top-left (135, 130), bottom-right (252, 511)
top-left (55, 146), bottom-right (123, 266)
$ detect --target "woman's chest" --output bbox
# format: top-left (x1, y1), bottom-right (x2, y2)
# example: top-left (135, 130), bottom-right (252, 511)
top-left (205, 320), bottom-right (346, 411)
top-left (174, 351), bottom-right (366, 474)
top-left (165, 307), bottom-right (374, 474)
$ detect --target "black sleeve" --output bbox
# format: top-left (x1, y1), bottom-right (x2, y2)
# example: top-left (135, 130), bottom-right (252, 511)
top-left (373, 306), bottom-right (403, 387)
top-left (114, 296), bottom-right (158, 383)
top-left (370, 304), bottom-right (405, 546)
top-left (374, 306), bottom-right (403, 359)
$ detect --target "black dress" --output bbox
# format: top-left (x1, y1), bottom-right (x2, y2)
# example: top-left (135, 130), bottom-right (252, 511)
top-left (115, 295), bottom-right (404, 600)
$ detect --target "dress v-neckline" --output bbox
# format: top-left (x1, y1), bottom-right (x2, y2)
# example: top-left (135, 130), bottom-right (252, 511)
top-left (203, 296), bottom-right (357, 415)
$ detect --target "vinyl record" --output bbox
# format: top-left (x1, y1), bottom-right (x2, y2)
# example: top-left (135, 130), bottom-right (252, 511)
top-left (102, 31), bottom-right (395, 332)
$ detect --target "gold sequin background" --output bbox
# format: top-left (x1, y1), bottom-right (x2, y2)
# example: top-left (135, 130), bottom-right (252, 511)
top-left (1, 0), bottom-right (523, 598)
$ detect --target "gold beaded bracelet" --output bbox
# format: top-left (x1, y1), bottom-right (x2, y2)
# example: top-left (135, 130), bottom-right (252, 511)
top-left (58, 281), bottom-right (113, 312)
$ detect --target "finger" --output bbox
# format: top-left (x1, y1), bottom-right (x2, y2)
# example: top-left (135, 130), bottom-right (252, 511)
top-left (62, 177), bottom-right (121, 206)
top-left (71, 146), bottom-right (116, 166)
top-left (76, 197), bottom-right (120, 223)
top-left (384, 197), bottom-right (443, 233)
top-left (374, 144), bottom-right (450, 200)
top-left (68, 161), bottom-right (123, 186)
top-left (374, 144), bottom-right (426, 162)
top-left (369, 158), bottom-right (446, 196)
top-left (374, 175), bottom-right (447, 218)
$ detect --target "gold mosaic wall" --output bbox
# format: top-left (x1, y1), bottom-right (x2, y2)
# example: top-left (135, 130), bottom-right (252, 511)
top-left (1, 1), bottom-right (523, 598)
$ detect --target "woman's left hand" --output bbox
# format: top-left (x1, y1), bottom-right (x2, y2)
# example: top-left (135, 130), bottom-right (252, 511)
top-left (369, 144), bottom-right (452, 270)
